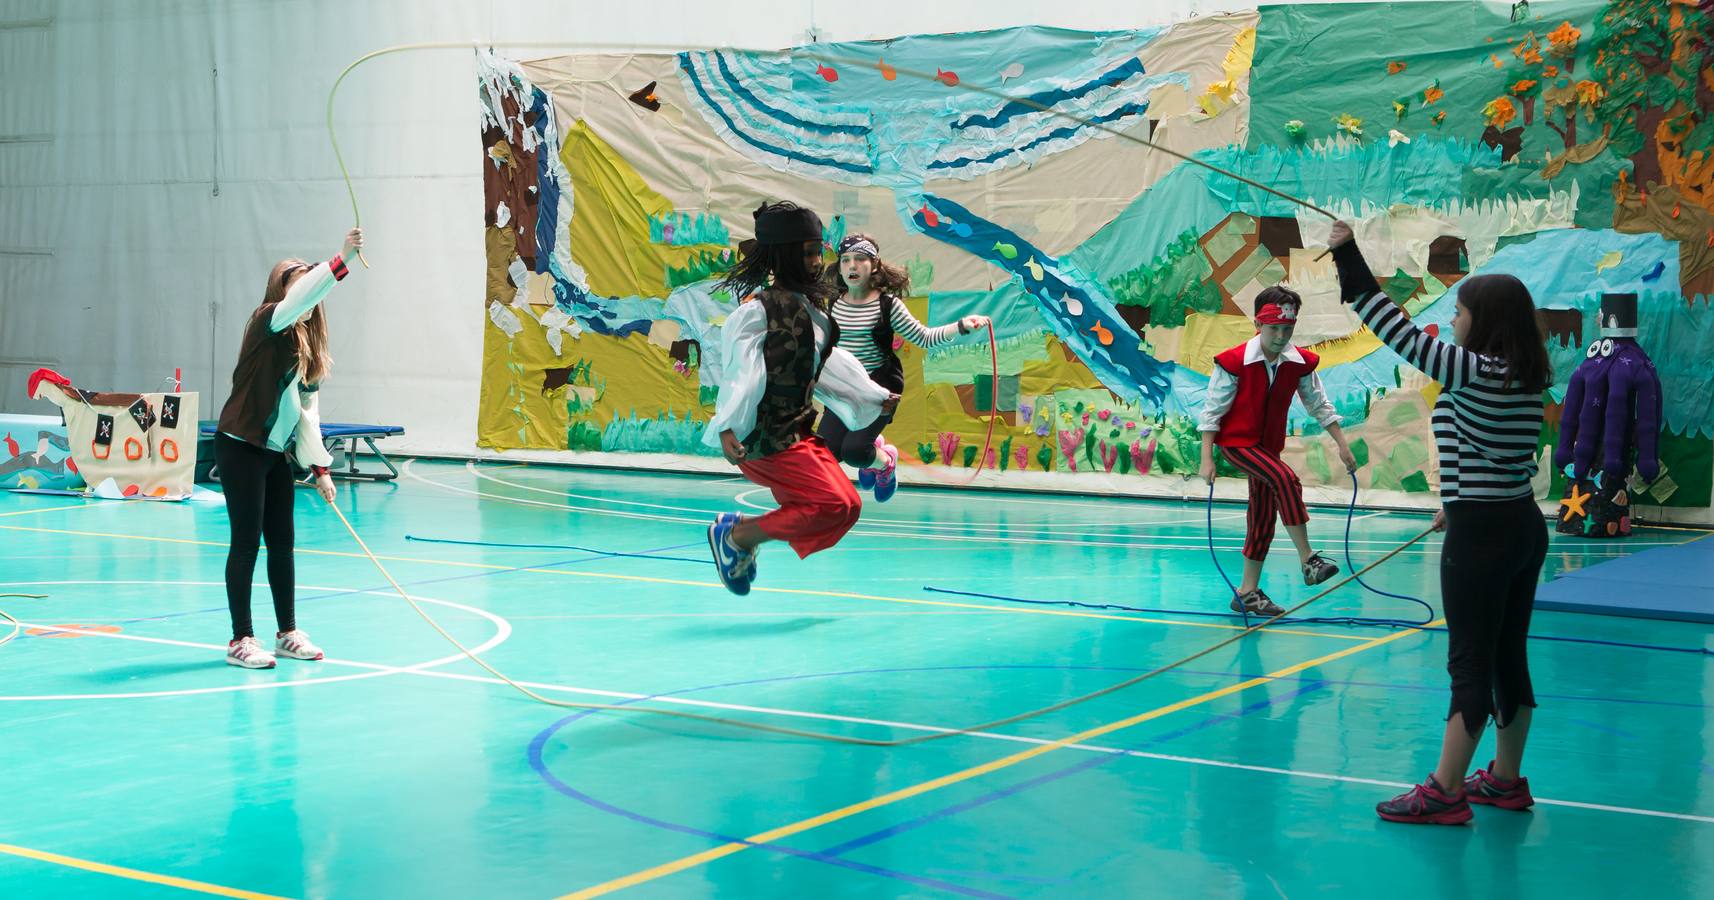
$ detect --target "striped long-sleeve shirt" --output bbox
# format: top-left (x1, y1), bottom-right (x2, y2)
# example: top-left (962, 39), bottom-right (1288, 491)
top-left (1333, 241), bottom-right (1543, 502)
top-left (831, 294), bottom-right (961, 371)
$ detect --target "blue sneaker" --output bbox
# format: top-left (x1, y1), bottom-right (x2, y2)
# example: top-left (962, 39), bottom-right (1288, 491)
top-left (858, 467), bottom-right (877, 490)
top-left (873, 442), bottom-right (899, 503)
top-left (708, 513), bottom-right (752, 595)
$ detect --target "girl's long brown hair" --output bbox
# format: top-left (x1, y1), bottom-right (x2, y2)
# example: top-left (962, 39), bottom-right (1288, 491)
top-left (833, 233), bottom-right (912, 299)
top-left (1456, 273), bottom-right (1550, 392)
top-left (265, 258), bottom-right (332, 385)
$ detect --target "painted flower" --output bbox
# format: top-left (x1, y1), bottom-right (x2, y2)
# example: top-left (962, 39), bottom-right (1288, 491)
top-left (1421, 82), bottom-right (1444, 105)
top-left (1334, 113), bottom-right (1364, 137)
top-left (1284, 119), bottom-right (1307, 139)
top-left (1430, 110), bottom-right (1447, 127)
top-left (1386, 60), bottom-right (1407, 75)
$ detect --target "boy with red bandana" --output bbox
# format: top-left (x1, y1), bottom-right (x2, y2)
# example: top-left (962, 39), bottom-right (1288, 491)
top-left (1199, 286), bottom-right (1358, 617)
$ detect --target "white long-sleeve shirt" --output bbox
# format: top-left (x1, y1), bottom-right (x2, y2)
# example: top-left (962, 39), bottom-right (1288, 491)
top-left (703, 295), bottom-right (893, 450)
top-left (1197, 336), bottom-right (1341, 433)
top-left (222, 258), bottom-right (340, 468)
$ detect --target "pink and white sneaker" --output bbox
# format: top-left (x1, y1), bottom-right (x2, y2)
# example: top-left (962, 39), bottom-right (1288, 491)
top-left (275, 629), bottom-right (324, 661)
top-left (226, 636), bottom-right (277, 669)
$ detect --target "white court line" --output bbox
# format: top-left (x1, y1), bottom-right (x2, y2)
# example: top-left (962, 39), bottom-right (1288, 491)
top-left (0, 581), bottom-right (511, 701)
top-left (6, 586), bottom-right (1708, 825)
top-left (728, 486), bottom-right (1250, 533)
top-left (415, 465), bottom-right (1689, 554)
top-left (416, 468), bottom-right (1478, 554)
top-left (477, 464), bottom-right (1251, 534)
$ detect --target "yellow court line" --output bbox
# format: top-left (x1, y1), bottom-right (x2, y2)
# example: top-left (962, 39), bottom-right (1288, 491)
top-left (557, 619), bottom-right (1442, 899)
top-left (0, 842), bottom-right (292, 900)
top-left (0, 523), bottom-right (1369, 641)
top-left (0, 502), bottom-right (95, 519)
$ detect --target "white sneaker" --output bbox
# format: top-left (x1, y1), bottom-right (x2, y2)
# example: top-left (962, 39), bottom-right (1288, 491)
top-left (227, 636), bottom-right (277, 669)
top-left (275, 629), bottom-right (324, 661)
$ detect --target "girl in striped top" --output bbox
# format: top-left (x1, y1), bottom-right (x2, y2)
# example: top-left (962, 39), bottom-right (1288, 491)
top-left (821, 234), bottom-right (988, 501)
top-left (1330, 220), bottom-right (1551, 825)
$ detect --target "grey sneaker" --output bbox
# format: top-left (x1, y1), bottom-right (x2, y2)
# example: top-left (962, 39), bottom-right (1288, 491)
top-left (1302, 552), bottom-right (1339, 586)
top-left (1230, 589), bottom-right (1285, 617)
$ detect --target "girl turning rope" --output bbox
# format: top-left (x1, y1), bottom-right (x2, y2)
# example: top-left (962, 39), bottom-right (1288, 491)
top-left (1331, 221), bottom-right (1551, 825)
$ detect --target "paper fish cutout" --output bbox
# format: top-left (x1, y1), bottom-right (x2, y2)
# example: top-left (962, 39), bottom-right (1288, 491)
top-left (816, 63), bottom-right (839, 83)
top-left (1089, 323), bottom-right (1114, 346)
top-left (992, 241), bottom-right (1018, 259)
top-left (1642, 261), bottom-right (1666, 282)
top-left (2, 433), bottom-right (16, 458)
top-left (1000, 62), bottom-right (1024, 83)
top-left (936, 69), bottom-right (960, 87)
top-left (950, 221), bottom-right (973, 238)
top-left (628, 81), bottom-right (661, 111)
top-left (1025, 257), bottom-right (1044, 280)
top-left (1594, 251), bottom-right (1622, 273)
top-left (877, 58), bottom-right (896, 81)
top-left (1064, 296), bottom-right (1083, 316)
top-left (920, 205), bottom-right (939, 227)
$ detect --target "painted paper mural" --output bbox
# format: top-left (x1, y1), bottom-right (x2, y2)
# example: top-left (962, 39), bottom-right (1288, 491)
top-left (475, 1), bottom-right (1714, 510)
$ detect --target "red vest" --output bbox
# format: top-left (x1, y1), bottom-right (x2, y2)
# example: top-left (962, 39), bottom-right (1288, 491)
top-left (1212, 342), bottom-right (1320, 453)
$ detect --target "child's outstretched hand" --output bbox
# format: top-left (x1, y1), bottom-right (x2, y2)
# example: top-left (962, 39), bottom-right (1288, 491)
top-left (1199, 456), bottom-right (1217, 485)
top-left (341, 227), bottom-right (364, 261)
top-left (719, 430), bottom-right (747, 465)
top-left (959, 315), bottom-right (991, 334)
top-left (881, 393), bottom-right (901, 414)
top-left (1328, 220), bottom-right (1354, 248)
top-left (1339, 445), bottom-right (1359, 473)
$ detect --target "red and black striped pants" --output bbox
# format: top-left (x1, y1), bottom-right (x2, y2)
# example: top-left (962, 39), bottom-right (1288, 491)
top-left (1221, 444), bottom-right (1309, 560)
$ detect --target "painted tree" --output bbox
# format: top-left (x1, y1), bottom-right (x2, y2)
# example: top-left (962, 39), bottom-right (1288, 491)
top-left (1589, 0), bottom-right (1714, 194)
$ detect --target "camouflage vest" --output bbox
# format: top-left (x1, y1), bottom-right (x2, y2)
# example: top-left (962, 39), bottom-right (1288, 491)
top-left (743, 289), bottom-right (839, 458)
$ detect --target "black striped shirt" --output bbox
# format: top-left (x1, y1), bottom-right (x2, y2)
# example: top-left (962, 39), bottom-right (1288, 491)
top-left (1334, 241), bottom-right (1543, 502)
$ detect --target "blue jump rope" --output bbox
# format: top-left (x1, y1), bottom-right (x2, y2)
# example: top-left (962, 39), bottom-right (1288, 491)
top-left (923, 472), bottom-right (1712, 658)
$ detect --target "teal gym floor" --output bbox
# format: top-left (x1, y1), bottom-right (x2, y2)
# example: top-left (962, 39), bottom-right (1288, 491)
top-left (2, 458), bottom-right (1711, 899)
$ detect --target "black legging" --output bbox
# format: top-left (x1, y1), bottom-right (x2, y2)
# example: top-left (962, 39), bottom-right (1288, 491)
top-left (816, 408), bottom-right (895, 468)
top-left (215, 433), bottom-right (298, 641)
top-left (1440, 496), bottom-right (1548, 736)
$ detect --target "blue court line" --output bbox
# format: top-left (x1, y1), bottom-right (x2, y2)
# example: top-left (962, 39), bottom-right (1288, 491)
top-left (814, 680), bottom-right (1329, 857)
top-left (529, 667), bottom-right (1327, 892)
top-left (528, 716), bottom-right (1012, 899)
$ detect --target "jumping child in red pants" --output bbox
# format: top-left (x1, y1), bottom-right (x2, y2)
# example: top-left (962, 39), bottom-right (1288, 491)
top-left (1199, 286), bottom-right (1358, 616)
top-left (702, 201), bottom-right (899, 594)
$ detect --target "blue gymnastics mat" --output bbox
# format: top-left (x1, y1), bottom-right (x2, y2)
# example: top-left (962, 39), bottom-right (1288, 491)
top-left (1536, 534), bottom-right (1714, 624)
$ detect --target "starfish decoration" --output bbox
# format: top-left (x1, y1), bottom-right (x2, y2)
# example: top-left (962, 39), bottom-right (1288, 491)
top-left (1559, 483), bottom-right (1591, 519)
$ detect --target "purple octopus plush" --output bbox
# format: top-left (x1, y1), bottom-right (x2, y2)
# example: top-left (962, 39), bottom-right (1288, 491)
top-left (1553, 293), bottom-right (1662, 537)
